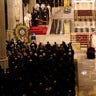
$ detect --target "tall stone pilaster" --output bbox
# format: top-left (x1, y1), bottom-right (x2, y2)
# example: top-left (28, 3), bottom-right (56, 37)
top-left (7, 0), bottom-right (23, 40)
top-left (28, 0), bottom-right (36, 13)
top-left (0, 0), bottom-right (8, 72)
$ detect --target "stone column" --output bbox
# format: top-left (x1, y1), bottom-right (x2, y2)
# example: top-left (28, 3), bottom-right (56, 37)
top-left (71, 19), bottom-right (74, 33)
top-left (0, 0), bottom-right (8, 72)
top-left (28, 0), bottom-right (36, 13)
top-left (7, 0), bottom-right (23, 40)
top-left (54, 0), bottom-right (55, 7)
top-left (58, 0), bottom-right (59, 7)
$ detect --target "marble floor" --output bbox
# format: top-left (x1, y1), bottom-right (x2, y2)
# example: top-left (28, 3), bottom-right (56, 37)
top-left (75, 48), bottom-right (96, 96)
top-left (36, 34), bottom-right (70, 45)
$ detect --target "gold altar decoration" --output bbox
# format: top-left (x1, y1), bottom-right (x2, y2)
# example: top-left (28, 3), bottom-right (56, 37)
top-left (64, 0), bottom-right (71, 8)
top-left (14, 23), bottom-right (29, 42)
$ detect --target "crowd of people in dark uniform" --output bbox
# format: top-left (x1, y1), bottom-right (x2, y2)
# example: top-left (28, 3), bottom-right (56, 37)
top-left (0, 39), bottom-right (76, 96)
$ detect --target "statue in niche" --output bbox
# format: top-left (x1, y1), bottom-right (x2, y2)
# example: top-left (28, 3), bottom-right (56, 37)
top-left (64, 0), bottom-right (71, 14)
top-left (14, 0), bottom-right (20, 22)
top-left (24, 11), bottom-right (32, 27)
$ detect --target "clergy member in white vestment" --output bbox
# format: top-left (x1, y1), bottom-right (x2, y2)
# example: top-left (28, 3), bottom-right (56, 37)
top-left (24, 12), bottom-right (31, 27)
top-left (47, 4), bottom-right (51, 18)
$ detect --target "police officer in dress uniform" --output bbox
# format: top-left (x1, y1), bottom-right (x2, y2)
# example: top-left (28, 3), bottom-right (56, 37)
top-left (41, 6), bottom-right (49, 25)
top-left (32, 9), bottom-right (39, 26)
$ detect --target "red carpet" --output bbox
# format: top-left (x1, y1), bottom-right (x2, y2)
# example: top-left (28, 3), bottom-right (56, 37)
top-left (29, 26), bottom-right (47, 35)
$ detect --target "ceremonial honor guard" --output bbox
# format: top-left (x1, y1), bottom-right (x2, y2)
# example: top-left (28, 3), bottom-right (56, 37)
top-left (32, 9), bottom-right (39, 26)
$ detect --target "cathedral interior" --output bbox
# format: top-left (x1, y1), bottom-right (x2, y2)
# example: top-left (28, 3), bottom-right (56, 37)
top-left (0, 0), bottom-right (96, 96)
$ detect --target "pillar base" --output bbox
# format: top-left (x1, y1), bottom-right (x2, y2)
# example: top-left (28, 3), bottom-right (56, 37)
top-left (7, 29), bottom-right (15, 41)
top-left (0, 57), bottom-right (8, 72)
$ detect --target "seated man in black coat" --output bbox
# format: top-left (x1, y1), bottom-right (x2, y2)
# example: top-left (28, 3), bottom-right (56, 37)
top-left (87, 44), bottom-right (95, 59)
